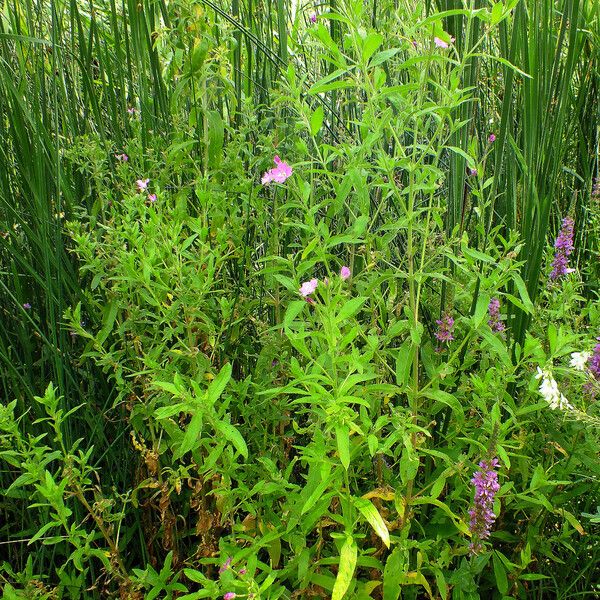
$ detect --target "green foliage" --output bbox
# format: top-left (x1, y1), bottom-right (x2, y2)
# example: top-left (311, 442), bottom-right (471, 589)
top-left (0, 0), bottom-right (599, 598)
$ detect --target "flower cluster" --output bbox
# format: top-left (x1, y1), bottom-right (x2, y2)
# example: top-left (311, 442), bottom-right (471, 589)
top-left (589, 338), bottom-right (600, 381)
top-left (550, 216), bottom-right (575, 280)
top-left (570, 351), bottom-right (591, 371)
top-left (136, 178), bottom-right (150, 192)
top-left (535, 367), bottom-right (573, 411)
top-left (487, 297), bottom-right (505, 333)
top-left (435, 312), bottom-right (454, 348)
top-left (434, 36), bottom-right (454, 48)
top-left (299, 278), bottom-right (318, 300)
top-left (581, 338), bottom-right (600, 399)
top-left (298, 267), bottom-right (351, 302)
top-left (261, 155), bottom-right (292, 185)
top-left (468, 458), bottom-right (500, 554)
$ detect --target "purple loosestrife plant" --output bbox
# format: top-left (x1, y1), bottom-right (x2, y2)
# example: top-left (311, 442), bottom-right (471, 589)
top-left (468, 458), bottom-right (500, 554)
top-left (583, 338), bottom-right (600, 399)
top-left (550, 216), bottom-right (575, 280)
top-left (487, 298), bottom-right (505, 333)
top-left (588, 338), bottom-right (600, 381)
top-left (435, 313), bottom-right (454, 351)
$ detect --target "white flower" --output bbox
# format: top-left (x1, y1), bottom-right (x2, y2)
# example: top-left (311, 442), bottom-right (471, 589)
top-left (535, 367), bottom-right (574, 411)
top-left (570, 351), bottom-right (591, 371)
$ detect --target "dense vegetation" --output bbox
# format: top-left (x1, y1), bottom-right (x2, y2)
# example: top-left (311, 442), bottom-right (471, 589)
top-left (0, 0), bottom-right (599, 598)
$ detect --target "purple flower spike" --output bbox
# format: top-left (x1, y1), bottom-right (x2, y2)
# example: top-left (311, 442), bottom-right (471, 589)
top-left (589, 338), bottom-right (600, 381)
top-left (469, 458), bottom-right (500, 554)
top-left (550, 217), bottom-right (575, 280)
top-left (435, 312), bottom-right (455, 347)
top-left (487, 297), bottom-right (505, 333)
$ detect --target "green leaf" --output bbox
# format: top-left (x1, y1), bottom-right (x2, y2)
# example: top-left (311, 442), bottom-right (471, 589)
top-left (153, 381), bottom-right (181, 396)
top-left (421, 389), bottom-right (465, 423)
top-left (519, 574), bottom-right (550, 581)
top-left (154, 403), bottom-right (188, 419)
top-left (383, 544), bottom-right (408, 600)
top-left (97, 300), bottom-right (118, 344)
top-left (207, 363), bottom-right (232, 404)
top-left (369, 48), bottom-right (401, 67)
top-left (335, 425), bottom-right (350, 470)
top-left (332, 536), bottom-right (357, 600)
top-left (336, 297), bottom-right (367, 323)
top-left (394, 339), bottom-right (414, 387)
top-left (411, 497), bottom-right (470, 534)
top-left (353, 497), bottom-right (390, 547)
top-left (175, 413), bottom-right (203, 460)
top-left (207, 110), bottom-right (224, 168)
top-left (310, 105), bottom-right (324, 136)
top-left (493, 552), bottom-right (508, 594)
top-left (367, 434), bottom-right (378, 456)
top-left (480, 328), bottom-right (512, 367)
top-left (512, 272), bottom-right (534, 313)
top-left (399, 448), bottom-right (419, 484)
top-left (284, 300), bottom-right (306, 329)
top-left (214, 421), bottom-right (248, 459)
top-left (473, 293), bottom-right (491, 329)
top-left (362, 33), bottom-right (384, 63)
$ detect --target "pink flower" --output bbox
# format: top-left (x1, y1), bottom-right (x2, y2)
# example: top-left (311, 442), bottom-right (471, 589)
top-left (340, 266), bottom-right (351, 280)
top-left (299, 278), bottom-right (318, 297)
top-left (469, 167), bottom-right (478, 176)
top-left (261, 156), bottom-right (293, 185)
top-left (219, 557), bottom-right (232, 574)
top-left (309, 11), bottom-right (317, 23)
top-left (115, 153), bottom-right (128, 162)
top-left (434, 36), bottom-right (454, 48)
top-left (127, 107), bottom-right (137, 115)
top-left (223, 594), bottom-right (236, 600)
top-left (488, 134), bottom-right (496, 143)
top-left (147, 193), bottom-right (157, 203)
top-left (136, 178), bottom-right (150, 192)
top-left (22, 302), bottom-right (31, 310)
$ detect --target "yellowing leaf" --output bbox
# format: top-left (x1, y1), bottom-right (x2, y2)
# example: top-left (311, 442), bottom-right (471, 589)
top-left (332, 536), bottom-right (357, 600)
top-left (353, 497), bottom-right (390, 547)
